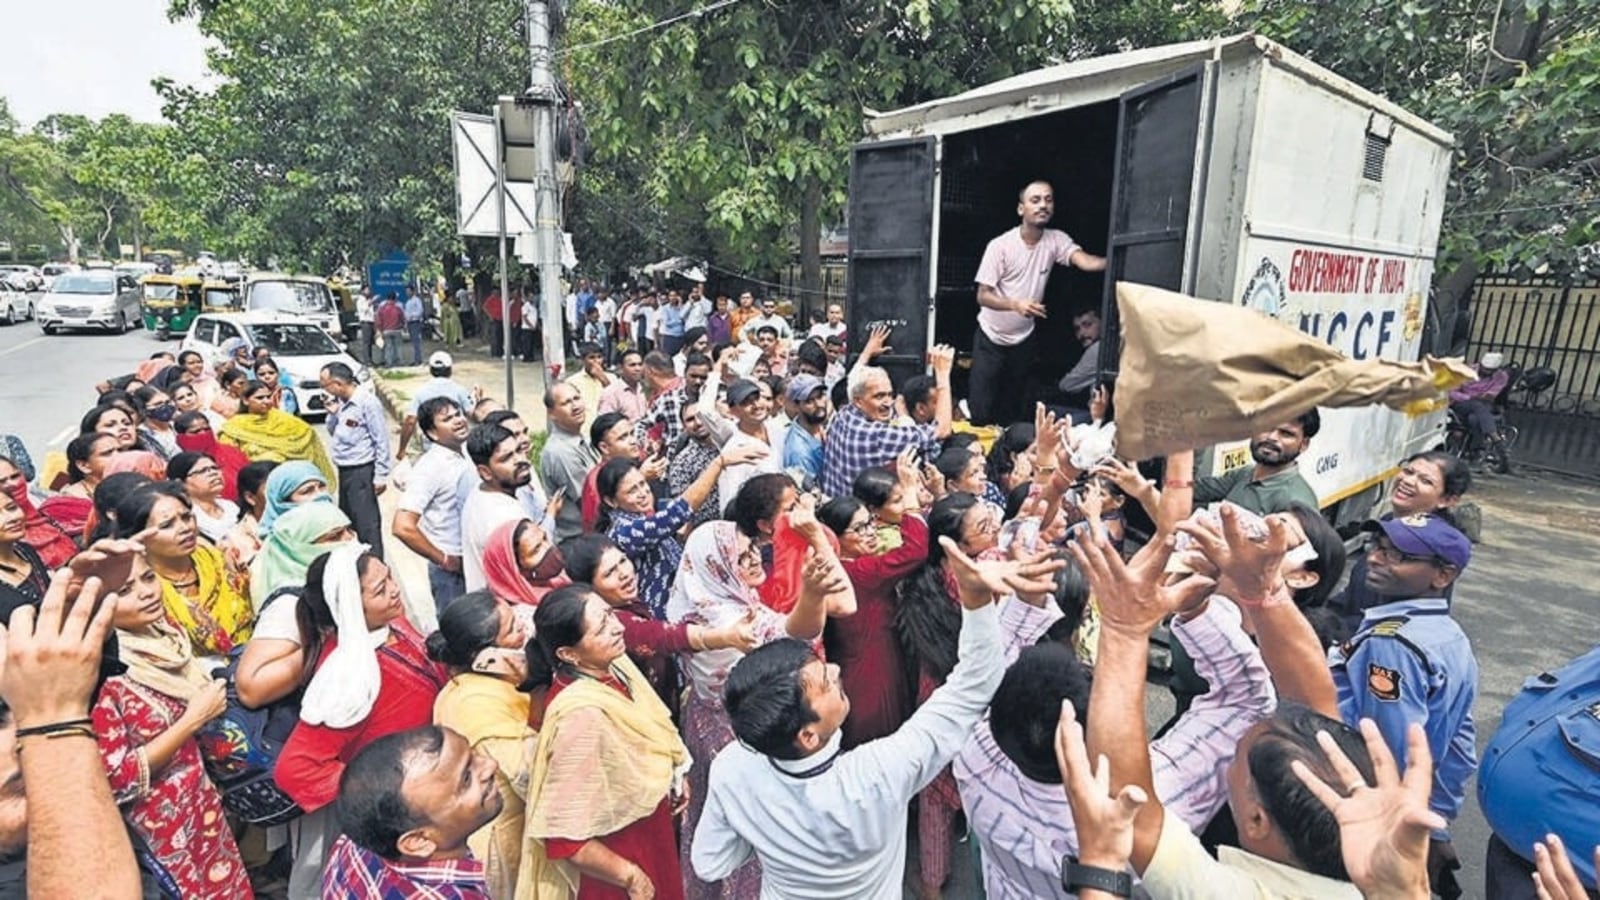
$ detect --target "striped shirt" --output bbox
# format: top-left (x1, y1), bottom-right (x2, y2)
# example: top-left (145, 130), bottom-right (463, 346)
top-left (954, 597), bottom-right (1275, 900)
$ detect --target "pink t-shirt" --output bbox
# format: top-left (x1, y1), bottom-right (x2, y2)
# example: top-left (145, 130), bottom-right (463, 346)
top-left (973, 227), bottom-right (1080, 345)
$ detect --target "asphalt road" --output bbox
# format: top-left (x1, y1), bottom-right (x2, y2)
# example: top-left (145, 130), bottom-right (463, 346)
top-left (5, 328), bottom-right (1598, 898)
top-left (0, 304), bottom-right (170, 457)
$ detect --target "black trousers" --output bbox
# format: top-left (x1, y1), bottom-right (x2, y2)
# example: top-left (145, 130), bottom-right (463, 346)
top-left (968, 327), bottom-right (1036, 426)
top-left (338, 462), bottom-right (384, 560)
top-left (487, 319), bottom-right (504, 357)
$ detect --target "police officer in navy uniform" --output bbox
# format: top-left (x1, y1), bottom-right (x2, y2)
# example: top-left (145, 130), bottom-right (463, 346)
top-left (1479, 644), bottom-right (1600, 898)
top-left (1330, 514), bottom-right (1478, 899)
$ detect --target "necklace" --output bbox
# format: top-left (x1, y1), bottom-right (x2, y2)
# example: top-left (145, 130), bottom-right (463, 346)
top-left (0, 557), bottom-right (28, 577)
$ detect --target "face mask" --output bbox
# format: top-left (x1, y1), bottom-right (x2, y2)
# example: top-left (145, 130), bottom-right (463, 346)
top-left (147, 405), bottom-right (177, 423)
top-left (528, 545), bottom-right (566, 583)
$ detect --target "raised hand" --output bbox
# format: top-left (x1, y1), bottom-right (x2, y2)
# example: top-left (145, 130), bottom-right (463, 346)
top-left (1176, 503), bottom-right (1304, 606)
top-left (1291, 720), bottom-right (1443, 900)
top-left (800, 549), bottom-right (849, 600)
top-left (1089, 384), bottom-right (1110, 424)
top-left (67, 529), bottom-right (153, 594)
top-left (1034, 403), bottom-right (1062, 463)
top-left (1053, 699), bottom-right (1146, 870)
top-left (938, 537), bottom-right (1065, 610)
top-left (861, 324), bottom-right (892, 360)
top-left (1093, 458), bottom-right (1155, 508)
top-left (1533, 835), bottom-right (1600, 900)
top-left (0, 572), bottom-right (117, 729)
top-left (928, 343), bottom-right (955, 377)
top-left (1068, 527), bottom-right (1213, 638)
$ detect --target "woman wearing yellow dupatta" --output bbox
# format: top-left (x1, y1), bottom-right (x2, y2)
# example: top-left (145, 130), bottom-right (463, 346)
top-left (113, 482), bottom-right (255, 659)
top-left (428, 591), bottom-right (539, 900)
top-left (219, 380), bottom-right (338, 489)
top-left (517, 585), bottom-right (690, 900)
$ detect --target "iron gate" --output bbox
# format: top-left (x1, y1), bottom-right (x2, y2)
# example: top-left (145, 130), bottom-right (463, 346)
top-left (1465, 277), bottom-right (1600, 478)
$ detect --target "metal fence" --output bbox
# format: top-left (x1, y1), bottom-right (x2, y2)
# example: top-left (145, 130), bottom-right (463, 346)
top-left (1465, 277), bottom-right (1600, 477)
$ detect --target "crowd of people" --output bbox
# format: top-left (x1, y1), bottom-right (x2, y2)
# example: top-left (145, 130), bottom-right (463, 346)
top-left (0, 183), bottom-right (1595, 900)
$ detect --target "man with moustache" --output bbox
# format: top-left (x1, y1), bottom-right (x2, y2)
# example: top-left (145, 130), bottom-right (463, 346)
top-left (320, 362), bottom-right (392, 556)
top-left (1192, 410), bottom-right (1323, 515)
top-left (782, 374), bottom-right (829, 484)
top-left (394, 397), bottom-right (475, 611)
top-left (460, 423), bottom-right (536, 593)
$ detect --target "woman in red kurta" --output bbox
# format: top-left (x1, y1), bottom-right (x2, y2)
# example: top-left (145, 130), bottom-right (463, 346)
top-left (817, 490), bottom-right (928, 750)
top-left (518, 585), bottom-right (690, 900)
top-left (272, 546), bottom-right (446, 896)
top-left (92, 555), bottom-right (252, 898)
top-left (275, 548), bottom-right (447, 811)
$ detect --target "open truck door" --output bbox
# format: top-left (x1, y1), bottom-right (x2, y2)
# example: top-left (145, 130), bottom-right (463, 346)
top-left (1098, 65), bottom-right (1216, 383)
top-left (845, 136), bottom-right (937, 386)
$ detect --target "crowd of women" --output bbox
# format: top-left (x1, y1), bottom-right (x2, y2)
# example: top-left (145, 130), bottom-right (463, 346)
top-left (0, 330), bottom-right (1501, 900)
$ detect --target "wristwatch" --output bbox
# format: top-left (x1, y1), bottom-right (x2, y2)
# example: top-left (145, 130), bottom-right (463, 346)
top-left (1060, 855), bottom-right (1134, 897)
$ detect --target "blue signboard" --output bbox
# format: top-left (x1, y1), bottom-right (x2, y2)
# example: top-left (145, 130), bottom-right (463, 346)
top-left (367, 251), bottom-right (411, 300)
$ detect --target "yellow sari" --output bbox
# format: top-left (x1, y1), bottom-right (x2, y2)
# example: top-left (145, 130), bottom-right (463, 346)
top-left (435, 674), bottom-right (535, 900)
top-left (160, 545), bottom-right (256, 657)
top-left (515, 655), bottom-right (688, 899)
top-left (219, 408), bottom-right (338, 489)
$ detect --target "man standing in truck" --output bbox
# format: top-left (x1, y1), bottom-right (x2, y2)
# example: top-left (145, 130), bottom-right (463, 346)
top-left (971, 180), bottom-right (1106, 426)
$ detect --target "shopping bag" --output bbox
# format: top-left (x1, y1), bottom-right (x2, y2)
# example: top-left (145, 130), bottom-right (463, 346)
top-left (1112, 282), bottom-right (1475, 461)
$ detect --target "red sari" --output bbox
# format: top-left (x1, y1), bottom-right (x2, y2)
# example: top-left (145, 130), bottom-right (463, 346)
top-left (93, 677), bottom-right (253, 898)
top-left (542, 672), bottom-right (685, 900)
top-left (176, 431), bottom-right (251, 502)
top-left (5, 482), bottom-right (78, 569)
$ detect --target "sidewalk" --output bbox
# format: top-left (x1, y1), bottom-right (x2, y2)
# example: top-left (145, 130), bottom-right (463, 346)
top-left (368, 334), bottom-right (557, 434)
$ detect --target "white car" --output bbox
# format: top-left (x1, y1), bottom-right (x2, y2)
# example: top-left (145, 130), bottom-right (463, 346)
top-left (36, 270), bottom-right (143, 333)
top-left (39, 263), bottom-right (79, 291)
top-left (0, 265), bottom-right (42, 291)
top-left (0, 275), bottom-right (35, 324)
top-left (181, 312), bottom-right (370, 417)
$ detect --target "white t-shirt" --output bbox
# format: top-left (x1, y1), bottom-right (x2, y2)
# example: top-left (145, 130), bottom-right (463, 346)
top-left (520, 300), bottom-right (538, 331)
top-left (398, 445), bottom-right (473, 555)
top-left (252, 590), bottom-right (302, 642)
top-left (974, 227), bottom-right (1081, 346)
top-left (461, 488), bottom-right (528, 592)
top-left (597, 297), bottom-right (617, 325)
top-left (716, 422), bottom-right (785, 505)
top-left (684, 296), bottom-right (712, 330)
top-left (808, 322), bottom-right (846, 341)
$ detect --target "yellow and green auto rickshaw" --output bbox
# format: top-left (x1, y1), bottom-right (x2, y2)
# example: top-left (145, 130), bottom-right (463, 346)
top-left (201, 279), bottom-right (242, 315)
top-left (139, 273), bottom-right (206, 339)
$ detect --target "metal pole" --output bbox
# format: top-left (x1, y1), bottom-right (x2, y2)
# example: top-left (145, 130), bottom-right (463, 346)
top-left (526, 0), bottom-right (567, 383)
top-left (495, 104), bottom-right (514, 407)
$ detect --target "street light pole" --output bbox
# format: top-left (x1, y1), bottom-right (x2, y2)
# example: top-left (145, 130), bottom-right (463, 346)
top-left (524, 0), bottom-right (568, 382)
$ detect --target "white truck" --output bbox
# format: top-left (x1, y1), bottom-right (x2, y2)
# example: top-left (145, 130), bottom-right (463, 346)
top-left (845, 33), bottom-right (1455, 526)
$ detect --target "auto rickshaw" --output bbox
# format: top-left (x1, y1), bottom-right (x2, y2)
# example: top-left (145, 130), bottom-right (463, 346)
top-left (139, 273), bottom-right (206, 339)
top-left (329, 278), bottom-right (359, 341)
top-left (201, 280), bottom-right (242, 314)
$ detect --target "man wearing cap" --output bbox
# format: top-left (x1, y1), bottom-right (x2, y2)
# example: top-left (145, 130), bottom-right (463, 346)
top-left (1448, 351), bottom-right (1510, 460)
top-left (716, 378), bottom-right (782, 504)
top-left (782, 375), bottom-right (829, 484)
top-left (396, 352), bottom-right (479, 459)
top-left (1331, 513), bottom-right (1479, 898)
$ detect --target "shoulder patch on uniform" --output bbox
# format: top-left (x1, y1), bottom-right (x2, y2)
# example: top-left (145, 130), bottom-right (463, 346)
top-left (1368, 663), bottom-right (1402, 701)
top-left (1369, 620), bottom-right (1407, 638)
top-left (1588, 701), bottom-right (1600, 721)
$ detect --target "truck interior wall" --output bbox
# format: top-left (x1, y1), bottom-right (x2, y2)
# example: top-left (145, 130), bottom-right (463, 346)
top-left (933, 100), bottom-right (1118, 403)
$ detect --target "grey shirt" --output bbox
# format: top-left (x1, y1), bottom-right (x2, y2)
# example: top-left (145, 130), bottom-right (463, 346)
top-left (539, 427), bottom-right (599, 542)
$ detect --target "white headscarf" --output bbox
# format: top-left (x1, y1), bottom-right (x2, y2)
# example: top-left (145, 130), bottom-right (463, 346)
top-left (298, 543), bottom-right (391, 728)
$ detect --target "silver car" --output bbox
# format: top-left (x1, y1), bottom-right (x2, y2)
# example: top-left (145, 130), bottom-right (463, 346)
top-left (36, 270), bottom-right (143, 334)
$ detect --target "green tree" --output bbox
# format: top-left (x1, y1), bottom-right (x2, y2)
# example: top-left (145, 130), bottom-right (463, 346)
top-left (163, 0), bottom-right (532, 274)
top-left (561, 0), bottom-right (1226, 294)
top-left (1243, 0), bottom-right (1600, 343)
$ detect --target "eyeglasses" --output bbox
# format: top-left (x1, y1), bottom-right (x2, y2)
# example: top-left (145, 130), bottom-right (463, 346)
top-left (186, 465), bottom-right (221, 477)
top-left (846, 520), bottom-right (875, 537)
top-left (1364, 538), bottom-right (1442, 567)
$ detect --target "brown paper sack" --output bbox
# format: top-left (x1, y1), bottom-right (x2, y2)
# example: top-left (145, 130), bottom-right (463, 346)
top-left (1112, 282), bottom-right (1476, 461)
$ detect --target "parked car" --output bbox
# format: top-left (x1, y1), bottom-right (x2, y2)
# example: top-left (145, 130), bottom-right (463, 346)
top-left (36, 270), bottom-right (143, 334)
top-left (0, 265), bottom-right (43, 291)
top-left (180, 311), bottom-right (369, 417)
top-left (0, 275), bottom-right (35, 325)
